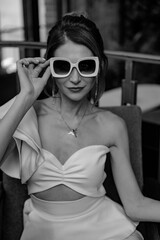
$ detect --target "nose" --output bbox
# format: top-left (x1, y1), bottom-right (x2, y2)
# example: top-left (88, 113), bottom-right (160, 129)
top-left (70, 68), bottom-right (81, 84)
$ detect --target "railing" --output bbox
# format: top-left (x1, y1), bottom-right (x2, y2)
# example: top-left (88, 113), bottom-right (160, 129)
top-left (105, 50), bottom-right (160, 81)
top-left (1, 41), bottom-right (160, 104)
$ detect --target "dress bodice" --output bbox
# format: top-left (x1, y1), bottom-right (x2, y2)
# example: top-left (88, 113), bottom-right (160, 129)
top-left (0, 97), bottom-right (109, 196)
top-left (28, 145), bottom-right (109, 196)
top-left (0, 97), bottom-right (140, 240)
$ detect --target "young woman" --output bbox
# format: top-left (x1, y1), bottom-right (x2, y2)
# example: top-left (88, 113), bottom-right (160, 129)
top-left (0, 12), bottom-right (160, 240)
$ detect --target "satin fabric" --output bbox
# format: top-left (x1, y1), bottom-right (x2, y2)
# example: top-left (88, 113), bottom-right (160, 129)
top-left (21, 195), bottom-right (142, 240)
top-left (0, 97), bottom-right (143, 240)
top-left (0, 97), bottom-right (110, 197)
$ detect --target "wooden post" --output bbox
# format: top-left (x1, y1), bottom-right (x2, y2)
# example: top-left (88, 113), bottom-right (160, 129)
top-left (22, 0), bottom-right (40, 57)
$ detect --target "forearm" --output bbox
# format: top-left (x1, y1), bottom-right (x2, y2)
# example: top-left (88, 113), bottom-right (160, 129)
top-left (0, 93), bottom-right (34, 163)
top-left (126, 195), bottom-right (160, 222)
top-left (0, 57), bottom-right (50, 163)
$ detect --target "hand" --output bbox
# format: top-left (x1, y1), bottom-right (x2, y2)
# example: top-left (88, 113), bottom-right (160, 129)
top-left (16, 57), bottom-right (51, 101)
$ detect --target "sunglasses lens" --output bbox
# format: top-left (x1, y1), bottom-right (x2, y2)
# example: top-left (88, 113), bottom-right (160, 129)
top-left (53, 60), bottom-right (70, 75)
top-left (79, 59), bottom-right (96, 75)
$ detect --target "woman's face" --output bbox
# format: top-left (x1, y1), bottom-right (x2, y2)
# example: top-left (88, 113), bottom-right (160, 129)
top-left (53, 40), bottom-right (96, 102)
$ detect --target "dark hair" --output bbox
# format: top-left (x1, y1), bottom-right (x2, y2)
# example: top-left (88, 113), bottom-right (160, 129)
top-left (44, 12), bottom-right (108, 104)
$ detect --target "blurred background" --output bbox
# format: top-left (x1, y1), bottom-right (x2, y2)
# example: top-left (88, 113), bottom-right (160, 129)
top-left (1, 0), bottom-right (160, 93)
top-left (0, 0), bottom-right (160, 181)
top-left (1, 1), bottom-right (160, 89)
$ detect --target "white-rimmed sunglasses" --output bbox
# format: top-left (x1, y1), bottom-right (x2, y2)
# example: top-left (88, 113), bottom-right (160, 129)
top-left (50, 56), bottom-right (99, 78)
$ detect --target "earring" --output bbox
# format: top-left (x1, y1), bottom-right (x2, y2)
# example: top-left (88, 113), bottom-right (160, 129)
top-left (52, 88), bottom-right (56, 97)
top-left (51, 77), bottom-right (58, 97)
top-left (95, 76), bottom-right (99, 100)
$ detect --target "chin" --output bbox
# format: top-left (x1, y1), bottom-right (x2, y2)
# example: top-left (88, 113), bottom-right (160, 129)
top-left (67, 94), bottom-right (87, 102)
top-left (62, 88), bottom-right (90, 102)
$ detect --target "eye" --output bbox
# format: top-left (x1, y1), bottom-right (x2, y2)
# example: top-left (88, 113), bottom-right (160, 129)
top-left (79, 60), bottom-right (96, 74)
top-left (54, 60), bottom-right (70, 74)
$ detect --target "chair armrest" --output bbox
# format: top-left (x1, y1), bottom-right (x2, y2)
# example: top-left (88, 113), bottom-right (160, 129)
top-left (144, 222), bottom-right (160, 240)
top-left (0, 181), bottom-right (4, 239)
top-left (143, 178), bottom-right (160, 239)
top-left (0, 181), bottom-right (4, 195)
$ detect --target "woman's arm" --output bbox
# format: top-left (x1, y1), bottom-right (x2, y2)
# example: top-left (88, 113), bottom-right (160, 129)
top-left (0, 57), bottom-right (50, 164)
top-left (109, 115), bottom-right (160, 222)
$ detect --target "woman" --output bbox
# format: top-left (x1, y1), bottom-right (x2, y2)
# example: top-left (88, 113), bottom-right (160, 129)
top-left (0, 12), bottom-right (160, 240)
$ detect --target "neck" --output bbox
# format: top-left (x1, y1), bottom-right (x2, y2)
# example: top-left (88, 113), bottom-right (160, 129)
top-left (55, 94), bottom-right (89, 118)
top-left (52, 94), bottom-right (92, 138)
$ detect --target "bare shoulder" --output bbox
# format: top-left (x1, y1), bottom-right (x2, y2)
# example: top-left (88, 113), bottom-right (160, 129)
top-left (92, 106), bottom-right (127, 145)
top-left (93, 106), bottom-right (126, 129)
top-left (33, 97), bottom-right (53, 116)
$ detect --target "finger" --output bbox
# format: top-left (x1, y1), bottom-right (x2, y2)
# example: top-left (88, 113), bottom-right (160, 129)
top-left (18, 57), bottom-right (46, 68)
top-left (41, 66), bottom-right (51, 84)
top-left (31, 58), bottom-right (49, 69)
top-left (17, 59), bottom-right (29, 68)
top-left (28, 63), bottom-right (35, 71)
top-left (31, 57), bottom-right (46, 65)
top-left (42, 59), bottom-right (50, 65)
top-left (38, 59), bottom-right (50, 67)
top-left (27, 58), bottom-right (46, 72)
top-left (34, 57), bottom-right (46, 63)
top-left (32, 60), bottom-right (50, 77)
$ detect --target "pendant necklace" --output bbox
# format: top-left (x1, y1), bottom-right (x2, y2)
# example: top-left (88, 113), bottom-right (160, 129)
top-left (60, 104), bottom-right (88, 138)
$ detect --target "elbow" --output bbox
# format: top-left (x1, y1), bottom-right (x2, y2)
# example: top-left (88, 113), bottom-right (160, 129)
top-left (124, 197), bottom-right (145, 222)
top-left (124, 206), bottom-right (139, 222)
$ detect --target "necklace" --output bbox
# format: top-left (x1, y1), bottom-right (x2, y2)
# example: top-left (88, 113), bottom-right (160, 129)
top-left (60, 104), bottom-right (88, 138)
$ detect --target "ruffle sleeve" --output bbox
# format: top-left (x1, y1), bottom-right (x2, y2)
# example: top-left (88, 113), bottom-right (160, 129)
top-left (0, 97), bottom-right (44, 183)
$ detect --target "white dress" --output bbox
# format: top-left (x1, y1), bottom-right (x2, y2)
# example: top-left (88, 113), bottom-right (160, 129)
top-left (0, 97), bottom-right (143, 240)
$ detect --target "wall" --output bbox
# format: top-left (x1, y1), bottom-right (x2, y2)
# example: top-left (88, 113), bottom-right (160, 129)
top-left (44, 0), bottom-right (121, 51)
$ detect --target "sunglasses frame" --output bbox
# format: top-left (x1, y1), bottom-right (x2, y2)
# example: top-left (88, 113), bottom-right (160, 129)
top-left (50, 56), bottom-right (99, 78)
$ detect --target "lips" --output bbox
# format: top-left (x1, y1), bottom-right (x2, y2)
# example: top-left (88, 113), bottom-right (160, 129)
top-left (68, 87), bottom-right (84, 92)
